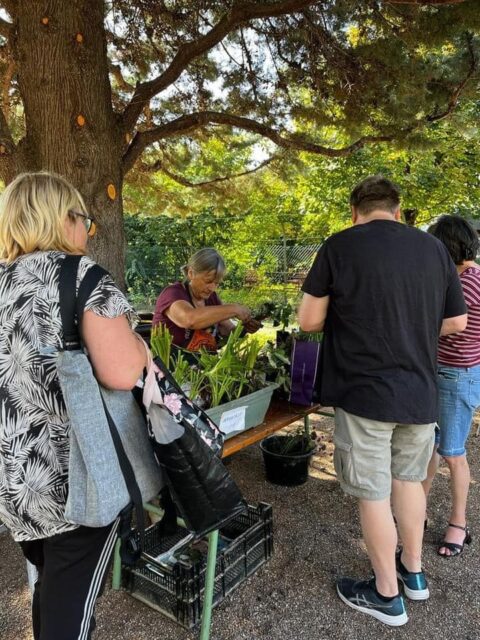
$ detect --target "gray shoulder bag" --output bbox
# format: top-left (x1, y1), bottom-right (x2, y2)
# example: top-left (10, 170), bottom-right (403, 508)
top-left (56, 255), bottom-right (162, 535)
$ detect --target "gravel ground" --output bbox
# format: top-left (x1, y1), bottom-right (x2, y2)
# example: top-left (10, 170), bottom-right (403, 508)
top-left (1, 413), bottom-right (479, 640)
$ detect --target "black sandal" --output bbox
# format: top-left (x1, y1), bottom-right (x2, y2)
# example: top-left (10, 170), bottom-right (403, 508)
top-left (437, 523), bottom-right (472, 557)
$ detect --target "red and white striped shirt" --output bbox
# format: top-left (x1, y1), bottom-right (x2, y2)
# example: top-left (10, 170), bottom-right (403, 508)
top-left (438, 266), bottom-right (480, 367)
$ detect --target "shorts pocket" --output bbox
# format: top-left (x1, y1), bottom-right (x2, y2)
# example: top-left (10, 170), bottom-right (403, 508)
top-left (437, 368), bottom-right (459, 382)
top-left (333, 437), bottom-right (354, 486)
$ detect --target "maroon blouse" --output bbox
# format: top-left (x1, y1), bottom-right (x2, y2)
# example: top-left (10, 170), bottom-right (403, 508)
top-left (152, 281), bottom-right (222, 347)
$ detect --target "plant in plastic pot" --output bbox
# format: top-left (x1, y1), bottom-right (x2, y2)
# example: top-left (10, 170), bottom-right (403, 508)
top-left (150, 322), bottom-right (270, 409)
top-left (260, 427), bottom-right (317, 486)
top-left (252, 301), bottom-right (294, 347)
top-left (254, 340), bottom-right (291, 401)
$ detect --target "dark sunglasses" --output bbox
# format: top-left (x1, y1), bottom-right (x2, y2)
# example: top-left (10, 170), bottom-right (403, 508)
top-left (69, 210), bottom-right (97, 237)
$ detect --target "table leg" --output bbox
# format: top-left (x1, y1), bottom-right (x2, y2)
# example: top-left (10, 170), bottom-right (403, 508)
top-left (303, 414), bottom-right (310, 436)
top-left (199, 529), bottom-right (219, 640)
top-left (111, 539), bottom-right (122, 590)
top-left (111, 502), bottom-right (189, 590)
top-left (111, 502), bottom-right (164, 590)
top-left (316, 410), bottom-right (335, 418)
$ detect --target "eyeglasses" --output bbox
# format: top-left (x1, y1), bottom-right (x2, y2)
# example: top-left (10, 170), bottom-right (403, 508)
top-left (69, 210), bottom-right (97, 237)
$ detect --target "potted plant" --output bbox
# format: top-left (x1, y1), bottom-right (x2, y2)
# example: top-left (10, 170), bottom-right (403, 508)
top-left (260, 426), bottom-right (317, 486)
top-left (271, 302), bottom-right (294, 347)
top-left (150, 323), bottom-right (278, 437)
top-left (255, 340), bottom-right (291, 401)
top-left (252, 300), bottom-right (294, 347)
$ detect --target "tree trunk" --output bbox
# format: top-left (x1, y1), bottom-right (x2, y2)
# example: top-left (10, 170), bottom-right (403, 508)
top-left (12, 0), bottom-right (126, 286)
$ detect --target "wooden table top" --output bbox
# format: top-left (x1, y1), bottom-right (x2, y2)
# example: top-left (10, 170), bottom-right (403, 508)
top-left (222, 399), bottom-right (321, 458)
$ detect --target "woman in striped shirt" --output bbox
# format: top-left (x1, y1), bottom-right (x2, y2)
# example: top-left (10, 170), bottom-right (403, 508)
top-left (423, 216), bottom-right (480, 557)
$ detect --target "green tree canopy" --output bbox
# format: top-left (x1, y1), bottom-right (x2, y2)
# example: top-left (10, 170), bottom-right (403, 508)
top-left (0, 1), bottom-right (478, 283)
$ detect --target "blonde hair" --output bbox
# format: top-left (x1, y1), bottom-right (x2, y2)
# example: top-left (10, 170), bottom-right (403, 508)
top-left (181, 248), bottom-right (226, 280)
top-left (0, 171), bottom-right (87, 262)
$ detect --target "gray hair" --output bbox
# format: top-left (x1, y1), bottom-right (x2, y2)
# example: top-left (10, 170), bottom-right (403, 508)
top-left (181, 248), bottom-right (226, 279)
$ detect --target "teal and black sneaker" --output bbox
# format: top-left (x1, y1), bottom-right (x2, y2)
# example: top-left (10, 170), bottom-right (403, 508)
top-left (336, 577), bottom-right (408, 627)
top-left (396, 551), bottom-right (430, 601)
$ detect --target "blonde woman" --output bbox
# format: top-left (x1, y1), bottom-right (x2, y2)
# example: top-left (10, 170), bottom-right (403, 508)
top-left (153, 247), bottom-right (260, 352)
top-left (0, 172), bottom-right (147, 639)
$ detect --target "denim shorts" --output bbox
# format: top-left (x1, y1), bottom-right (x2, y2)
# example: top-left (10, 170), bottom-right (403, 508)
top-left (334, 408), bottom-right (435, 501)
top-left (436, 364), bottom-right (480, 457)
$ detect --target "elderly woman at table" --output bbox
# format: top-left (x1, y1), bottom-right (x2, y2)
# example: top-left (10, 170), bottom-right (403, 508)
top-left (153, 248), bottom-right (260, 352)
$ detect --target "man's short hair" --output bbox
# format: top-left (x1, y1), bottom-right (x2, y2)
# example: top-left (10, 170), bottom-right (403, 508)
top-left (350, 175), bottom-right (401, 216)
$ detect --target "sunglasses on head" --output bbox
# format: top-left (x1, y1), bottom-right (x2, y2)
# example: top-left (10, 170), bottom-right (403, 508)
top-left (69, 210), bottom-right (97, 237)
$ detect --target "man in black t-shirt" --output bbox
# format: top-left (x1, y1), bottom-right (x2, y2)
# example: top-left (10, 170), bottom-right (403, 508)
top-left (298, 175), bottom-right (467, 627)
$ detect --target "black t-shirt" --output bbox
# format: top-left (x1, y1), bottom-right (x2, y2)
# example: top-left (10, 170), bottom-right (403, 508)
top-left (302, 220), bottom-right (466, 424)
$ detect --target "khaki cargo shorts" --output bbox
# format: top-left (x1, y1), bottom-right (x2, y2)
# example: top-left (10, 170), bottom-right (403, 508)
top-left (334, 408), bottom-right (435, 501)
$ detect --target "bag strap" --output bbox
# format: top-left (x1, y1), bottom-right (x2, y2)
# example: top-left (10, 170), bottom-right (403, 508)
top-left (58, 254), bottom-right (82, 350)
top-left (100, 393), bottom-right (145, 564)
top-left (59, 254), bottom-right (146, 562)
top-left (59, 254), bottom-right (109, 350)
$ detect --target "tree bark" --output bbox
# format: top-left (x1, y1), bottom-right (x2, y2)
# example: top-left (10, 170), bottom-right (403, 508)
top-left (12, 0), bottom-right (126, 286)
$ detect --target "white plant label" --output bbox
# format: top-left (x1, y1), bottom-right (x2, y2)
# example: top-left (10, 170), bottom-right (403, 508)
top-left (219, 406), bottom-right (247, 434)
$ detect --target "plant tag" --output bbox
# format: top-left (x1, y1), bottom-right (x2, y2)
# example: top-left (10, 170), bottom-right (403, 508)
top-left (219, 406), bottom-right (246, 434)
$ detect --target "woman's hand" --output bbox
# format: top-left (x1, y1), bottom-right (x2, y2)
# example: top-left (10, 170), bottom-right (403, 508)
top-left (233, 304), bottom-right (252, 323)
top-left (243, 318), bottom-right (263, 334)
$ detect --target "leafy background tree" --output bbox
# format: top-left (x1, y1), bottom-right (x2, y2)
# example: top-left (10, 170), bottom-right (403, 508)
top-left (124, 96), bottom-right (480, 308)
top-left (0, 0), bottom-right (478, 286)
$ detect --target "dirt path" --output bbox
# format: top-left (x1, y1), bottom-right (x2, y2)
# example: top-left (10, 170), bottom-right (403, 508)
top-left (1, 414), bottom-right (479, 640)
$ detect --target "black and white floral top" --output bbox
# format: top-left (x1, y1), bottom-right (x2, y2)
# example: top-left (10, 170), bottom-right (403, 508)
top-left (0, 251), bottom-right (135, 541)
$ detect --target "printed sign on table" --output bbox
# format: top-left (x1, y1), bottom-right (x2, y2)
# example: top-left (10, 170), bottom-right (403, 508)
top-left (219, 406), bottom-right (247, 435)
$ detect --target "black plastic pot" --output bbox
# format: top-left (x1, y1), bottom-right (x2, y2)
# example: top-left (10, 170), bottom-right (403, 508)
top-left (260, 435), bottom-right (315, 486)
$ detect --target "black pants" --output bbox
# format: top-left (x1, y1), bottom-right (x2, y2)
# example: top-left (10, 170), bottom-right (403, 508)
top-left (19, 520), bottom-right (119, 640)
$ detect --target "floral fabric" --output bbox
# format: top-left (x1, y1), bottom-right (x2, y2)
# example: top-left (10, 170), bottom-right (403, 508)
top-left (148, 356), bottom-right (224, 455)
top-left (0, 251), bottom-right (134, 541)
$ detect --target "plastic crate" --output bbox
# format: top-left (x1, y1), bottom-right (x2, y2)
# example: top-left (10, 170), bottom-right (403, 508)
top-left (122, 503), bottom-right (273, 629)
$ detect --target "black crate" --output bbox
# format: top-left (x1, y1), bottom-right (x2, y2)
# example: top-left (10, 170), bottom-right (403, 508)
top-left (122, 503), bottom-right (273, 629)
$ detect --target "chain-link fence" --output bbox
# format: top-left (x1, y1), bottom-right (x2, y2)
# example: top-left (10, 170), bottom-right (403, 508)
top-left (126, 239), bottom-right (322, 310)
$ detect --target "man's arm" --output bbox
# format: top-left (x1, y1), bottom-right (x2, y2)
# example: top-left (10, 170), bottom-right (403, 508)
top-left (440, 314), bottom-right (468, 336)
top-left (297, 293), bottom-right (330, 333)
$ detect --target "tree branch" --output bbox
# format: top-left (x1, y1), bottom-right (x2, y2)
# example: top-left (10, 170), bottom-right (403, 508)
top-left (426, 33), bottom-right (478, 122)
top-left (122, 0), bottom-right (318, 132)
top-left (122, 29), bottom-right (479, 177)
top-left (141, 154), bottom-right (279, 188)
top-left (122, 111), bottom-right (396, 174)
top-left (109, 62), bottom-right (134, 92)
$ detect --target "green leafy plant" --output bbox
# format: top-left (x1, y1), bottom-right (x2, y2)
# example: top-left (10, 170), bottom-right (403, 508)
top-left (255, 341), bottom-right (291, 395)
top-left (197, 323), bottom-right (264, 406)
top-left (150, 322), bottom-right (272, 408)
top-left (150, 324), bottom-right (173, 365)
top-left (293, 329), bottom-right (323, 343)
top-left (171, 351), bottom-right (190, 388)
top-left (266, 426), bottom-right (317, 456)
top-left (253, 301), bottom-right (294, 331)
